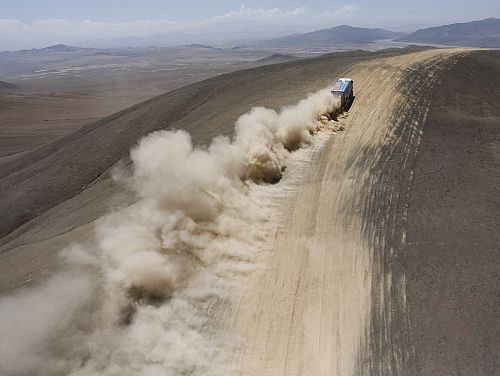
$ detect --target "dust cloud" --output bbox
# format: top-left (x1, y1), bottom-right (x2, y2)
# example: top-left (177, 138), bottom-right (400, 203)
top-left (0, 88), bottom-right (340, 375)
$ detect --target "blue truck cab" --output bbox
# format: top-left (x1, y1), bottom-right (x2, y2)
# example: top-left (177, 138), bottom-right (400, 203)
top-left (331, 78), bottom-right (354, 111)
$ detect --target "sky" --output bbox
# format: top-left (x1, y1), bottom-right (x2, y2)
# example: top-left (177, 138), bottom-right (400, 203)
top-left (0, 1), bottom-right (499, 50)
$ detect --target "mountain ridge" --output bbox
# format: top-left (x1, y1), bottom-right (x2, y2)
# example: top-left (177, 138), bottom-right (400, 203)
top-left (398, 17), bottom-right (500, 47)
top-left (263, 25), bottom-right (405, 48)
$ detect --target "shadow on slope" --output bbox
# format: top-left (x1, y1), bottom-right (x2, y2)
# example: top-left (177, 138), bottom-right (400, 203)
top-left (0, 48), bottom-right (427, 243)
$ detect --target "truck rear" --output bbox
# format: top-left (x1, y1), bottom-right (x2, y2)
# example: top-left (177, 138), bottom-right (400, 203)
top-left (331, 78), bottom-right (354, 111)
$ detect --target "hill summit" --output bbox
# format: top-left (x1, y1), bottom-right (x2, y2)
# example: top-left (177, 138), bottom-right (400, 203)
top-left (398, 17), bottom-right (500, 47)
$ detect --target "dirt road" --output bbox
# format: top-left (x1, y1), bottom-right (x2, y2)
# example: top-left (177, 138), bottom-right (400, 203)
top-left (224, 49), bottom-right (472, 375)
top-left (1, 47), bottom-right (497, 375)
top-left (0, 47), bottom-right (421, 290)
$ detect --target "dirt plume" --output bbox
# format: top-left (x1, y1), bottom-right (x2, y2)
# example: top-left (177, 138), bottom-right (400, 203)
top-left (0, 88), bottom-right (340, 375)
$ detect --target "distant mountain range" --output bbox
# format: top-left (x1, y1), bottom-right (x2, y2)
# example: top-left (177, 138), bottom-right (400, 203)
top-left (0, 44), bottom-right (220, 58)
top-left (3, 18), bottom-right (500, 55)
top-left (398, 18), bottom-right (500, 47)
top-left (19, 44), bottom-right (86, 53)
top-left (0, 80), bottom-right (19, 92)
top-left (263, 25), bottom-right (405, 48)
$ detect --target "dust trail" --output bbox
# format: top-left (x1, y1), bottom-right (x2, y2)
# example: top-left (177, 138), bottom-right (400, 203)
top-left (0, 88), bottom-right (341, 376)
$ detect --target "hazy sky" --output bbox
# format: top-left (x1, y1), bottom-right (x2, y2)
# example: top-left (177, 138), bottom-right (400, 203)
top-left (1, 1), bottom-right (498, 50)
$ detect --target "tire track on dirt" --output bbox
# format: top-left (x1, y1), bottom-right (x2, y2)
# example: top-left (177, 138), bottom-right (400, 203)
top-left (356, 51), bottom-right (467, 376)
top-left (223, 49), bottom-right (469, 376)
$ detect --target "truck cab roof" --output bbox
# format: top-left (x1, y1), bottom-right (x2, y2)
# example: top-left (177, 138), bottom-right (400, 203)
top-left (331, 78), bottom-right (353, 93)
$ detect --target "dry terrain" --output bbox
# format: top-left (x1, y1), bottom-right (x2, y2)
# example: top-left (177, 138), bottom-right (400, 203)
top-left (0, 47), bottom-right (498, 375)
top-left (223, 48), bottom-right (498, 376)
top-left (0, 46), bottom-right (290, 162)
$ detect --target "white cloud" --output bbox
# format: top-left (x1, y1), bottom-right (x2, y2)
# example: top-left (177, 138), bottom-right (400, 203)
top-left (332, 5), bottom-right (359, 17)
top-left (31, 18), bottom-right (186, 37)
top-left (0, 5), bottom-right (360, 50)
top-left (0, 18), bottom-right (190, 50)
top-left (211, 5), bottom-right (360, 22)
top-left (0, 18), bottom-right (31, 35)
top-left (213, 5), bottom-right (308, 20)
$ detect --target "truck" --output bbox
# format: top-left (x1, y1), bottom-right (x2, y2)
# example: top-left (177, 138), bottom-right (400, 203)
top-left (331, 78), bottom-right (354, 111)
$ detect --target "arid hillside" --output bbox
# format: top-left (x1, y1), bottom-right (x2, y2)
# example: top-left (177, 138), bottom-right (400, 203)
top-left (0, 47), bottom-right (498, 376)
